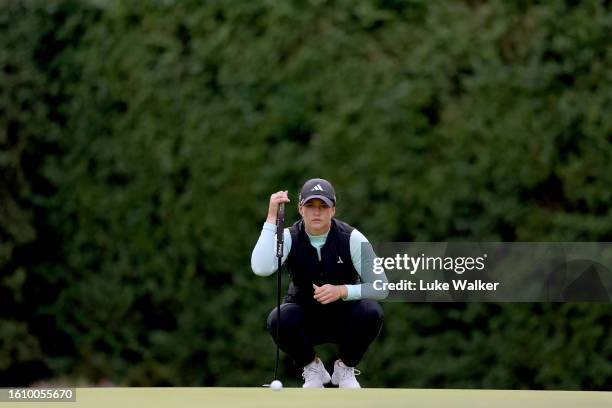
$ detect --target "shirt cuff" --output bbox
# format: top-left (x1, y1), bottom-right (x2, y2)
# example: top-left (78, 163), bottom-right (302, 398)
top-left (344, 284), bottom-right (361, 301)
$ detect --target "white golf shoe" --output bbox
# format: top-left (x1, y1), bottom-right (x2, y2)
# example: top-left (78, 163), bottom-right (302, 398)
top-left (331, 359), bottom-right (361, 388)
top-left (302, 358), bottom-right (331, 388)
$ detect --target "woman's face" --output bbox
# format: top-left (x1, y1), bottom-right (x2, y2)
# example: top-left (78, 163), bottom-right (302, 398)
top-left (299, 198), bottom-right (336, 235)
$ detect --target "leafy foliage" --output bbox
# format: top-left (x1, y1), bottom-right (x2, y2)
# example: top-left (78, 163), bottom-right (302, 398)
top-left (1, 0), bottom-right (611, 389)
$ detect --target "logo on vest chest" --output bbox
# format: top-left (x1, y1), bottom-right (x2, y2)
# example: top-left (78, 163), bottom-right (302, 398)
top-left (337, 256), bottom-right (343, 264)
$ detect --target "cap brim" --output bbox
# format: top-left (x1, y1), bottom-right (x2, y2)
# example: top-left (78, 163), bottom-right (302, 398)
top-left (301, 195), bottom-right (334, 207)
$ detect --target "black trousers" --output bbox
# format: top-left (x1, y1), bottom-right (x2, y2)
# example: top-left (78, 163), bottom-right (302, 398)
top-left (267, 299), bottom-right (384, 368)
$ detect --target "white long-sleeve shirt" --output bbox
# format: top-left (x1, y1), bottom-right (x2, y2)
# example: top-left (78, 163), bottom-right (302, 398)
top-left (251, 222), bottom-right (388, 301)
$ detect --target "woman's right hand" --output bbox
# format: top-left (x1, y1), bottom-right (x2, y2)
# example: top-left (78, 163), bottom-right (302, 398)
top-left (266, 190), bottom-right (290, 224)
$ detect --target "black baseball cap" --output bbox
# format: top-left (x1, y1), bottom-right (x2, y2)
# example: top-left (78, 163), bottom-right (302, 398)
top-left (299, 178), bottom-right (336, 207)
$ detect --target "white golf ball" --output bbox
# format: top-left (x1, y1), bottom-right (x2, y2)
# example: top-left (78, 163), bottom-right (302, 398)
top-left (270, 380), bottom-right (283, 391)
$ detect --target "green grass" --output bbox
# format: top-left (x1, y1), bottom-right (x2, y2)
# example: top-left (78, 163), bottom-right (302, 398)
top-left (10, 388), bottom-right (611, 408)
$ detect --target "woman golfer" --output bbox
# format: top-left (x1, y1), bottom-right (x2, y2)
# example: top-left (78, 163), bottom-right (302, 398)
top-left (251, 178), bottom-right (386, 388)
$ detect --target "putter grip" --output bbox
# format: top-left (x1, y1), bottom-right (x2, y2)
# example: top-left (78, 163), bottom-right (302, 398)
top-left (276, 203), bottom-right (285, 258)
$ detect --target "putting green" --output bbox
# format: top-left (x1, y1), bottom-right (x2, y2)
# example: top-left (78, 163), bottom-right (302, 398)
top-left (3, 387), bottom-right (611, 408)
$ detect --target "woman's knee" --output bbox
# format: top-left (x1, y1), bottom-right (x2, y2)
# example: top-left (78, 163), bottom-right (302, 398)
top-left (266, 303), bottom-right (304, 333)
top-left (358, 300), bottom-right (384, 327)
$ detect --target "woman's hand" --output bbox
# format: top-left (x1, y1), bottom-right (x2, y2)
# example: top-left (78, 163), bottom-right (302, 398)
top-left (266, 190), bottom-right (290, 224)
top-left (313, 284), bottom-right (348, 304)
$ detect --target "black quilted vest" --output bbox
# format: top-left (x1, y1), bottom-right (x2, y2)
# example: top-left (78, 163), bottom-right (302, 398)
top-left (285, 218), bottom-right (361, 305)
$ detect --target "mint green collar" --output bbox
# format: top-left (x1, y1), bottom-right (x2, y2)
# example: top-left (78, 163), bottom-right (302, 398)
top-left (306, 229), bottom-right (330, 249)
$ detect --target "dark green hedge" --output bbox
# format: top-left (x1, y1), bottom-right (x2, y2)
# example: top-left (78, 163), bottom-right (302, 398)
top-left (1, 0), bottom-right (611, 389)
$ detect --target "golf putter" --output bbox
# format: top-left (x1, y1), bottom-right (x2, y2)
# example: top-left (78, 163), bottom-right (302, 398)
top-left (264, 202), bottom-right (285, 387)
top-left (274, 202), bottom-right (284, 380)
